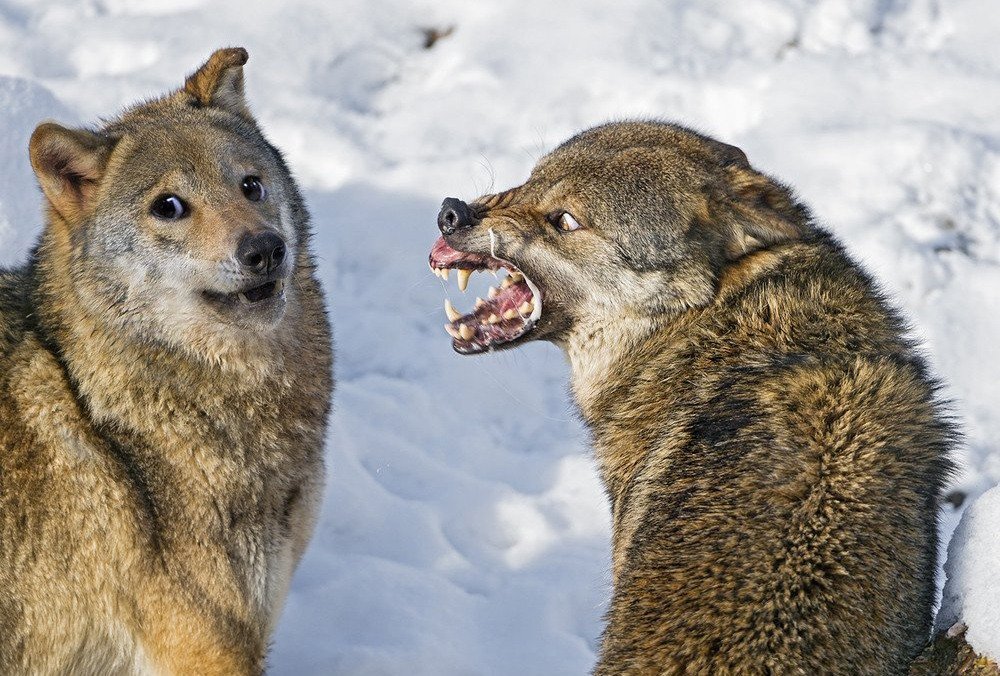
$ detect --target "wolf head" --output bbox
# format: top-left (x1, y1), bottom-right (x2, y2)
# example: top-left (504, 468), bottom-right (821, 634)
top-left (430, 121), bottom-right (810, 353)
top-left (29, 48), bottom-right (310, 362)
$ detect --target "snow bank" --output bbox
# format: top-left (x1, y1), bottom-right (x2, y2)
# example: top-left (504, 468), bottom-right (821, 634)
top-left (0, 76), bottom-right (70, 265)
top-left (937, 486), bottom-right (1000, 663)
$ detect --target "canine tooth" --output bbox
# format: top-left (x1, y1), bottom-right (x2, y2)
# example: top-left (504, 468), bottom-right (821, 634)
top-left (503, 309), bottom-right (518, 320)
top-left (445, 299), bottom-right (462, 322)
top-left (457, 269), bottom-right (472, 292)
top-left (524, 276), bottom-right (543, 321)
top-left (475, 297), bottom-right (486, 309)
top-left (445, 324), bottom-right (461, 339)
top-left (488, 286), bottom-right (499, 299)
top-left (488, 314), bottom-right (500, 324)
top-left (519, 301), bottom-right (533, 315)
top-left (459, 324), bottom-right (475, 340)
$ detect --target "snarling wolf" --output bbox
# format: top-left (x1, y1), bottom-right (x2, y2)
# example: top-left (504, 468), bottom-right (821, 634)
top-left (0, 48), bottom-right (332, 674)
top-left (430, 121), bottom-right (955, 674)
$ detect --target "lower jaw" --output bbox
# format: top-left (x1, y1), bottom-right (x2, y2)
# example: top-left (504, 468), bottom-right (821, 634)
top-left (202, 293), bottom-right (288, 329)
top-left (443, 278), bottom-right (543, 353)
top-left (451, 321), bottom-right (536, 354)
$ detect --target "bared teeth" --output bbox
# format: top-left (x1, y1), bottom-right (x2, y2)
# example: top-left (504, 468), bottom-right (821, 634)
top-left (459, 324), bottom-right (475, 340)
top-left (475, 297), bottom-right (486, 309)
top-left (457, 269), bottom-right (472, 292)
top-left (445, 299), bottom-right (462, 322)
top-left (488, 314), bottom-right (500, 324)
top-left (503, 309), bottom-right (518, 320)
top-left (509, 272), bottom-right (524, 283)
top-left (434, 268), bottom-right (450, 281)
top-left (519, 301), bottom-right (534, 315)
top-left (488, 286), bottom-right (499, 299)
top-left (501, 275), bottom-right (514, 289)
top-left (445, 324), bottom-right (461, 339)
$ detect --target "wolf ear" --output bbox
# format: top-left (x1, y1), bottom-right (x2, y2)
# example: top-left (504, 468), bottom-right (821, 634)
top-left (716, 141), bottom-right (749, 169)
top-left (29, 122), bottom-right (110, 223)
top-left (183, 47), bottom-right (251, 117)
top-left (722, 164), bottom-right (804, 260)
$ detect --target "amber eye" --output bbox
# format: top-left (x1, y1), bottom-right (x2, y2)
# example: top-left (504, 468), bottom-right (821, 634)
top-left (241, 176), bottom-right (267, 202)
top-left (553, 211), bottom-right (582, 232)
top-left (150, 194), bottom-right (188, 220)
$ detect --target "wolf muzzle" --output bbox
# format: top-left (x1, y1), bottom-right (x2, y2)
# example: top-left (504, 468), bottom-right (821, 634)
top-left (438, 197), bottom-right (478, 236)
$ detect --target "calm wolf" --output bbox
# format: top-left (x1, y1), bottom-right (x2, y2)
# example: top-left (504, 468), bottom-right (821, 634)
top-left (0, 48), bottom-right (332, 674)
top-left (430, 121), bottom-right (954, 674)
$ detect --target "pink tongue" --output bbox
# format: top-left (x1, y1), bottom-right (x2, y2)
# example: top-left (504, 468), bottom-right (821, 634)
top-left (429, 236), bottom-right (469, 267)
top-left (429, 236), bottom-right (499, 270)
top-left (488, 282), bottom-right (533, 314)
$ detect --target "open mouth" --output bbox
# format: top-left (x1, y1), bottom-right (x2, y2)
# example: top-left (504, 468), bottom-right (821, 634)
top-left (202, 278), bottom-right (286, 311)
top-left (429, 236), bottom-right (542, 354)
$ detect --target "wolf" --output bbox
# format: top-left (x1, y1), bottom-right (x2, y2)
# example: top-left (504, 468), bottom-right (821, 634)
top-left (0, 48), bottom-right (332, 674)
top-left (430, 121), bottom-right (955, 674)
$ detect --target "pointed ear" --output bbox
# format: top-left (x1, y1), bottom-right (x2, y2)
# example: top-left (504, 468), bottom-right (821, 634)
top-left (722, 165), bottom-right (805, 260)
top-left (716, 141), bottom-right (749, 169)
top-left (183, 47), bottom-right (251, 117)
top-left (29, 122), bottom-right (111, 223)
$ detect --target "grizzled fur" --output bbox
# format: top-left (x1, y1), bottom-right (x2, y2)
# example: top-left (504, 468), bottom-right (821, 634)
top-left (441, 121), bottom-right (955, 673)
top-left (0, 48), bottom-right (332, 674)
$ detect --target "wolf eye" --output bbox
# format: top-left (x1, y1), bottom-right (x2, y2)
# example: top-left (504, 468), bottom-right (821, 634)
top-left (241, 176), bottom-right (267, 202)
top-left (550, 211), bottom-right (583, 232)
top-left (150, 194), bottom-right (188, 220)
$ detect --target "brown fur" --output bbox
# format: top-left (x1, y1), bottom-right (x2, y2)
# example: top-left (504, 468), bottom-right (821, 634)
top-left (0, 48), bottom-right (332, 674)
top-left (439, 121), bottom-right (954, 673)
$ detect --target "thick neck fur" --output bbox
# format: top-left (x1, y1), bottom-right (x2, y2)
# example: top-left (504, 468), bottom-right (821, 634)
top-left (561, 247), bottom-right (797, 516)
top-left (28, 223), bottom-right (331, 499)
top-left (560, 309), bottom-right (680, 507)
top-left (561, 311), bottom-right (663, 416)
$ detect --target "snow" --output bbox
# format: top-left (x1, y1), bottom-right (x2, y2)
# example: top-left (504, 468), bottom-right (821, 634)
top-left (0, 74), bottom-right (70, 263)
top-left (0, 0), bottom-right (998, 672)
top-left (937, 486), bottom-right (1000, 663)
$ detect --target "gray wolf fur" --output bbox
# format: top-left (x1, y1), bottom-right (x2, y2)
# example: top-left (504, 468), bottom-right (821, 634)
top-left (430, 120), bottom-right (954, 674)
top-left (0, 48), bottom-right (332, 674)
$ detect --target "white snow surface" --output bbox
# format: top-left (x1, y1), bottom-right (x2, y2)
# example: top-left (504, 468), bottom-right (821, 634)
top-left (937, 486), bottom-right (1000, 663)
top-left (0, 0), bottom-right (998, 672)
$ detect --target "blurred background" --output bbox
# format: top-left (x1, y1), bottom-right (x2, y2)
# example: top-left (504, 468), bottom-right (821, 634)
top-left (0, 0), bottom-right (997, 673)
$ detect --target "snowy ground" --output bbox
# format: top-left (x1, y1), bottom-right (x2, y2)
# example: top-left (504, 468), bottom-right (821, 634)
top-left (1, 0), bottom-right (998, 672)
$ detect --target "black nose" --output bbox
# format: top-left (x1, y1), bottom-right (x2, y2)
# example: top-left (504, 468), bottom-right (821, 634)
top-left (438, 197), bottom-right (476, 236)
top-left (236, 231), bottom-right (286, 274)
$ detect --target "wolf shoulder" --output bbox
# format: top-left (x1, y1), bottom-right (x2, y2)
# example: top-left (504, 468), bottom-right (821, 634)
top-left (599, 235), bottom-right (954, 672)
